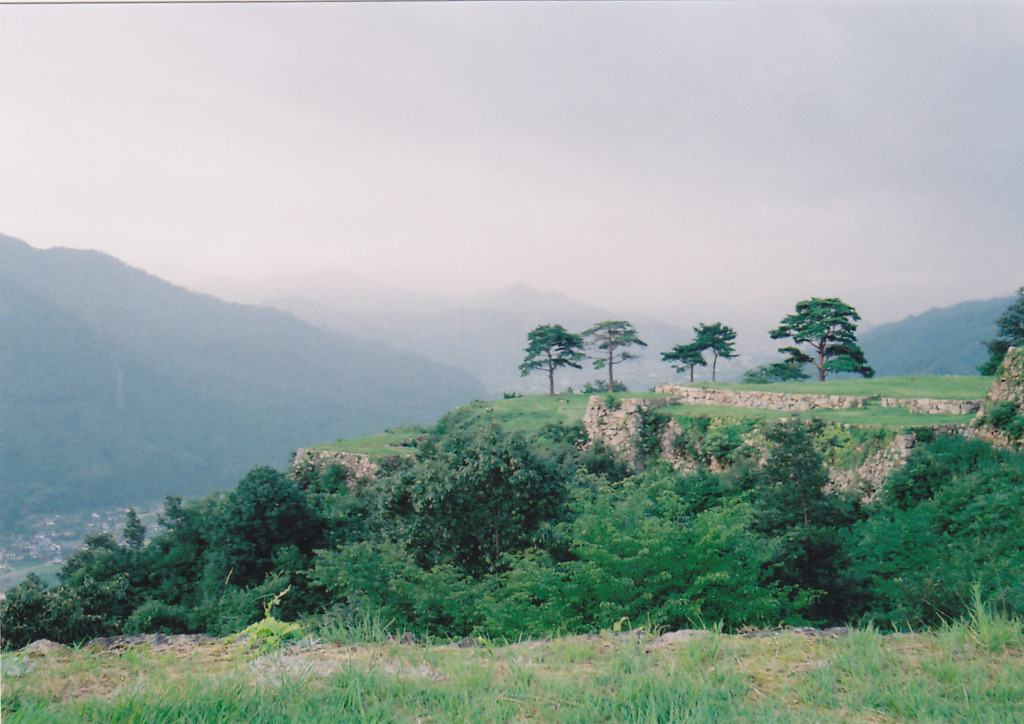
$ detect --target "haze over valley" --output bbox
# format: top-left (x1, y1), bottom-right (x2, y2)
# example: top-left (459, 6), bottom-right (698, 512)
top-left (0, 232), bottom-right (1013, 542)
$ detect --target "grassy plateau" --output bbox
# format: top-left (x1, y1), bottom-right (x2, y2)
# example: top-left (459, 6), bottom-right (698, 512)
top-left (316, 376), bottom-right (991, 455)
top-left (4, 613), bottom-right (1023, 723)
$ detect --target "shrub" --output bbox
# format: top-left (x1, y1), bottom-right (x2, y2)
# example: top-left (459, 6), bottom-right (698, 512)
top-left (854, 440), bottom-right (1024, 627)
top-left (123, 600), bottom-right (192, 635)
top-left (983, 400), bottom-right (1024, 441)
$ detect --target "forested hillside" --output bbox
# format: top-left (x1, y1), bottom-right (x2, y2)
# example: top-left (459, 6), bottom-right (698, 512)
top-left (5, 357), bottom-right (1023, 649)
top-left (0, 236), bottom-right (485, 530)
top-left (858, 296), bottom-right (1010, 376)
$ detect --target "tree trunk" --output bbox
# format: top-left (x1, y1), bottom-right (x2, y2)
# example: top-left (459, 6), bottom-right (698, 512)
top-left (546, 351), bottom-right (556, 395)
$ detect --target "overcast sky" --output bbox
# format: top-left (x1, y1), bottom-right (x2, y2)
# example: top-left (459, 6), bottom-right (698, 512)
top-left (2, 0), bottom-right (1022, 331)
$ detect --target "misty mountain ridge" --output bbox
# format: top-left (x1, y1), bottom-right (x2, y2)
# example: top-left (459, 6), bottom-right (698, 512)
top-left (858, 296), bottom-right (1010, 377)
top-left (0, 234), bottom-right (485, 528)
top-left (194, 270), bottom-right (1010, 393)
top-left (195, 272), bottom-right (743, 393)
top-left (4, 231), bottom-right (1010, 529)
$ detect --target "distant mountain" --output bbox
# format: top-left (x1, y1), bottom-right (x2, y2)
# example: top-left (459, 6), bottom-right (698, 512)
top-left (858, 296), bottom-right (1011, 377)
top-left (242, 283), bottom-right (715, 394)
top-left (0, 235), bottom-right (485, 529)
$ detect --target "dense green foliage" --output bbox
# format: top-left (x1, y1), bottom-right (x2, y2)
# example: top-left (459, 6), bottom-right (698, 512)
top-left (770, 297), bottom-right (874, 381)
top-left (742, 361), bottom-right (810, 383)
top-left (663, 322), bottom-right (738, 382)
top-left (982, 400), bottom-right (1024, 442)
top-left (583, 320), bottom-right (647, 392)
top-left (852, 436), bottom-right (1024, 627)
top-left (6, 401), bottom-right (1023, 649)
top-left (518, 324), bottom-right (586, 395)
top-left (980, 287), bottom-right (1024, 375)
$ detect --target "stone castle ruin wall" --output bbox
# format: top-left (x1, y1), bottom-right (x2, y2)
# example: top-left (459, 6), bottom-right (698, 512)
top-left (653, 385), bottom-right (981, 416)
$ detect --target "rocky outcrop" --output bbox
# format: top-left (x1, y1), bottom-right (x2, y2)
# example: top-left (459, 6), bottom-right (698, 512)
top-left (290, 448), bottom-right (380, 484)
top-left (981, 346), bottom-right (1024, 411)
top-left (582, 394), bottom-right (972, 501)
top-left (582, 396), bottom-right (672, 472)
top-left (827, 432), bottom-right (919, 501)
top-left (972, 346), bottom-right (1024, 447)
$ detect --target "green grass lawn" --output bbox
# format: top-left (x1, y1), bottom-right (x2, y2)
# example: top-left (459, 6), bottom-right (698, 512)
top-left (314, 425), bottom-right (430, 457)
top-left (315, 396), bottom-right (593, 454)
top-left (314, 377), bottom-right (991, 454)
top-left (450, 394), bottom-right (593, 433)
top-left (5, 620), bottom-right (1023, 723)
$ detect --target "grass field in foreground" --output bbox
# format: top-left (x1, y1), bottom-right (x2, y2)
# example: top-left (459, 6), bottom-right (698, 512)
top-left (4, 619), bottom-right (1023, 723)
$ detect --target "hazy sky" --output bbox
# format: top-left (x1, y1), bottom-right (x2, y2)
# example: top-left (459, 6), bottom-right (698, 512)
top-left (3, 0), bottom-right (1022, 330)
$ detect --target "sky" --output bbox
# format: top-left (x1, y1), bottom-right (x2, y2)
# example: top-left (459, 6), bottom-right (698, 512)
top-left (2, 0), bottom-right (1023, 333)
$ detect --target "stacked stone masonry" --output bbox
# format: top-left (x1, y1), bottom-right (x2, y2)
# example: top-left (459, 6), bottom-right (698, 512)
top-left (291, 448), bottom-right (380, 484)
top-left (982, 346), bottom-right (1024, 412)
top-left (972, 346), bottom-right (1024, 447)
top-left (653, 385), bottom-right (981, 416)
top-left (583, 392), bottom-right (975, 500)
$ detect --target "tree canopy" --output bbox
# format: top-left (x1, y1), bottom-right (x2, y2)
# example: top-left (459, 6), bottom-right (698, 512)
top-left (979, 287), bottom-right (1024, 375)
top-left (381, 425), bottom-right (567, 576)
top-left (5, 414), bottom-right (1024, 645)
top-left (519, 324), bottom-right (586, 395)
top-left (663, 322), bottom-right (737, 382)
top-left (770, 297), bottom-right (874, 382)
top-left (695, 322), bottom-right (738, 382)
top-left (662, 342), bottom-right (707, 382)
top-left (583, 320), bottom-right (646, 392)
top-left (742, 361), bottom-right (810, 384)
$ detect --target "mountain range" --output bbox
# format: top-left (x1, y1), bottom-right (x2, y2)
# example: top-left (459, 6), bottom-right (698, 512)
top-left (196, 273), bottom-right (1010, 390)
top-left (858, 296), bottom-right (1008, 377)
top-left (0, 235), bottom-right (485, 531)
top-left (194, 274), bottom-right (739, 394)
top-left (2, 232), bottom-right (1011, 531)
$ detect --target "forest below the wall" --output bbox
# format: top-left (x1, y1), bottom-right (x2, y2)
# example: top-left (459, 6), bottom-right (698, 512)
top-left (4, 233), bottom-right (1022, 655)
top-left (3, 232), bottom-right (1017, 543)
top-left (4, 372), bottom-right (1023, 651)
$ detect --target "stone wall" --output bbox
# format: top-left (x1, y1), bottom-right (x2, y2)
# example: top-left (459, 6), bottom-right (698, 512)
top-left (582, 393), bottom-right (973, 500)
top-left (582, 396), bottom-right (672, 472)
top-left (878, 397), bottom-right (981, 415)
top-left (654, 384), bottom-right (981, 415)
top-left (654, 384), bottom-right (867, 411)
top-left (972, 346), bottom-right (1024, 447)
top-left (982, 346), bottom-right (1024, 411)
top-left (290, 448), bottom-right (380, 484)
